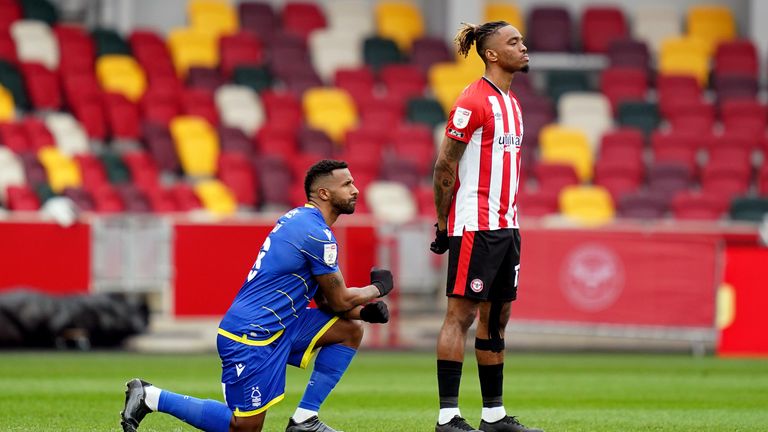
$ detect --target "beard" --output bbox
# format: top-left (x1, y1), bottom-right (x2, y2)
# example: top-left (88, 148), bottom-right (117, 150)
top-left (331, 196), bottom-right (356, 214)
top-left (520, 64), bottom-right (530, 73)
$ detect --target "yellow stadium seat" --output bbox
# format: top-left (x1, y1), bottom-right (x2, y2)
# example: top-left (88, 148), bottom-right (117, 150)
top-left (428, 62), bottom-right (477, 113)
top-left (484, 2), bottom-right (525, 35)
top-left (96, 55), bottom-right (147, 102)
top-left (559, 185), bottom-right (615, 226)
top-left (302, 87), bottom-right (358, 143)
top-left (188, 0), bottom-right (238, 37)
top-left (659, 37), bottom-right (710, 85)
top-left (194, 179), bottom-right (237, 216)
top-left (0, 85), bottom-right (13, 121)
top-left (37, 147), bottom-right (82, 192)
top-left (167, 28), bottom-right (219, 77)
top-left (170, 116), bottom-right (220, 177)
top-left (539, 125), bottom-right (593, 181)
top-left (687, 5), bottom-right (735, 54)
top-left (375, 1), bottom-right (425, 51)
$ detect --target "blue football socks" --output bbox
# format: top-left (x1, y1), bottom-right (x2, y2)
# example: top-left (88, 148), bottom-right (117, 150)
top-left (157, 390), bottom-right (232, 432)
top-left (298, 344), bottom-right (357, 411)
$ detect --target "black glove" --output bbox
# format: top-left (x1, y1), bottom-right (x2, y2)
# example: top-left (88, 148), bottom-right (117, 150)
top-left (360, 301), bottom-right (389, 323)
top-left (430, 223), bottom-right (449, 255)
top-left (370, 267), bottom-right (394, 297)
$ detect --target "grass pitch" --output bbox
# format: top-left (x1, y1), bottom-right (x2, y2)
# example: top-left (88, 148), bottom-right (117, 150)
top-left (0, 351), bottom-right (766, 431)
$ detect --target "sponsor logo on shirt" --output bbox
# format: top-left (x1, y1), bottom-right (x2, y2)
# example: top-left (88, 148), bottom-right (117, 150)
top-left (498, 133), bottom-right (522, 151)
top-left (453, 107), bottom-right (472, 129)
top-left (323, 243), bottom-right (337, 266)
top-left (447, 128), bottom-right (465, 139)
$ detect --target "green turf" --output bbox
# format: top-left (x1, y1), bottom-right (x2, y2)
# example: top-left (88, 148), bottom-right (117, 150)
top-left (0, 351), bottom-right (766, 431)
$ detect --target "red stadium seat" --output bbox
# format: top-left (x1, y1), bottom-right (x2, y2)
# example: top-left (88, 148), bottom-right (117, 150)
top-left (19, 62), bottom-right (61, 110)
top-left (379, 157), bottom-right (423, 189)
top-left (254, 155), bottom-right (295, 209)
top-left (104, 93), bottom-right (140, 140)
top-left (255, 125), bottom-right (298, 161)
top-left (599, 128), bottom-right (644, 162)
top-left (298, 127), bottom-right (335, 158)
top-left (21, 117), bottom-right (54, 151)
top-left (239, 2), bottom-right (280, 43)
top-left (218, 126), bottom-right (255, 156)
top-left (261, 90), bottom-right (303, 131)
top-left (169, 183), bottom-right (203, 211)
top-left (140, 86), bottom-right (181, 126)
top-left (186, 67), bottom-right (225, 92)
top-left (646, 162), bottom-right (695, 199)
top-left (144, 187), bottom-right (178, 213)
top-left (281, 2), bottom-right (327, 41)
top-left (122, 151), bottom-right (160, 192)
top-left (665, 100), bottom-right (715, 133)
top-left (599, 67), bottom-right (648, 112)
top-left (581, 6), bottom-right (628, 53)
top-left (713, 39), bottom-right (758, 78)
top-left (713, 74), bottom-right (759, 103)
top-left (74, 154), bottom-right (109, 193)
top-left (758, 167), bottom-right (768, 196)
top-left (115, 183), bottom-right (152, 213)
top-left (594, 159), bottom-right (643, 201)
top-left (533, 163), bottom-right (580, 195)
top-left (143, 123), bottom-right (180, 172)
top-left (92, 185), bottom-right (126, 213)
top-left (129, 29), bottom-right (176, 81)
top-left (380, 64), bottom-right (426, 99)
top-left (410, 36), bottom-right (452, 73)
top-left (650, 130), bottom-right (699, 169)
top-left (0, 2), bottom-right (21, 33)
top-left (671, 190), bottom-right (728, 220)
top-left (517, 187), bottom-right (559, 217)
top-left (0, 121), bottom-right (30, 153)
top-left (54, 25), bottom-right (95, 75)
top-left (616, 190), bottom-right (669, 219)
top-left (0, 29), bottom-right (18, 63)
top-left (700, 163), bottom-right (751, 198)
top-left (390, 122), bottom-right (434, 177)
top-left (180, 88), bottom-right (219, 126)
top-left (218, 151), bottom-right (258, 207)
top-left (219, 32), bottom-right (264, 79)
top-left (527, 6), bottom-right (573, 52)
top-left (6, 185), bottom-right (40, 210)
top-left (720, 99), bottom-right (767, 137)
top-left (62, 187), bottom-right (96, 212)
top-left (657, 75), bottom-right (701, 118)
top-left (606, 39), bottom-right (650, 70)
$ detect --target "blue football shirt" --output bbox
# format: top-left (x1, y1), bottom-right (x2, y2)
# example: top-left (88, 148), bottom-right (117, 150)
top-left (218, 205), bottom-right (339, 340)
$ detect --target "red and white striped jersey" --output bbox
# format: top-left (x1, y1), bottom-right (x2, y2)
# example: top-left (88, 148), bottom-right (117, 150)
top-left (444, 77), bottom-right (524, 235)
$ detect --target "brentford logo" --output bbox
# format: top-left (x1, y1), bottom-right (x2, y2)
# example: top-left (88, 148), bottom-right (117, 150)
top-left (470, 279), bottom-right (484, 293)
top-left (560, 244), bottom-right (624, 312)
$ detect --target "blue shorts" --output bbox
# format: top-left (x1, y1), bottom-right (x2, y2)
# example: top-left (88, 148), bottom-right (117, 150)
top-left (216, 308), bottom-right (338, 417)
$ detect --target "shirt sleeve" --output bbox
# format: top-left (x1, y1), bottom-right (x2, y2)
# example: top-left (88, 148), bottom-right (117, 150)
top-left (302, 227), bottom-right (340, 276)
top-left (445, 93), bottom-right (484, 144)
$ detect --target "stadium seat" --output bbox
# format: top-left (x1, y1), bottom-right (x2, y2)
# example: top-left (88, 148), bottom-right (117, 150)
top-left (5, 184), bottom-right (40, 210)
top-left (19, 62), bottom-right (61, 110)
top-left (194, 178), bottom-right (237, 216)
top-left (686, 5), bottom-right (736, 54)
top-left (90, 184), bottom-right (125, 213)
top-left (103, 93), bottom-right (141, 140)
top-left (217, 150), bottom-right (258, 207)
top-left (532, 162), bottom-right (579, 196)
top-left (218, 32), bottom-right (264, 80)
top-left (233, 65), bottom-right (273, 94)
top-left (73, 154), bottom-right (109, 193)
top-left (143, 123), bottom-right (180, 172)
top-left (617, 101), bottom-right (660, 136)
top-left (617, 190), bottom-right (669, 219)
top-left (334, 66), bottom-right (376, 104)
top-left (758, 167), bottom-right (768, 196)
top-left (700, 163), bottom-right (751, 198)
top-left (650, 130), bottom-right (699, 169)
top-left (721, 99), bottom-right (767, 138)
top-left (255, 125), bottom-right (299, 161)
top-left (658, 37), bottom-right (710, 85)
top-left (539, 125), bottom-right (593, 181)
top-left (0, 60), bottom-right (27, 109)
top-left (298, 127), bottom-right (335, 158)
top-left (559, 185), bottom-right (615, 225)
top-left (61, 187), bottom-right (95, 212)
top-left (96, 55), bottom-right (147, 102)
top-left (363, 36), bottom-right (403, 71)
top-left (365, 180), bottom-right (416, 224)
top-left (91, 27), bottom-right (131, 56)
top-left (167, 28), bottom-right (219, 77)
top-left (0, 30), bottom-right (18, 64)
top-left (429, 62), bottom-right (477, 113)
top-left (599, 67), bottom-right (648, 112)
top-left (54, 25), bottom-right (95, 74)
top-left (180, 88), bottom-right (219, 126)
top-left (217, 126), bottom-right (255, 156)
top-left (599, 128), bottom-right (645, 162)
top-left (581, 6), bottom-right (628, 53)
top-left (390, 122), bottom-right (435, 177)
top-left (729, 197), bottom-right (768, 222)
top-left (0, 1), bottom-right (22, 34)
top-left (238, 1), bottom-right (279, 43)
top-left (379, 157), bottom-right (422, 189)
top-left (0, 83), bottom-right (13, 120)
top-left (665, 100), bottom-right (716, 133)
top-left (557, 92), bottom-right (612, 151)
top-left (282, 1), bottom-right (327, 41)
top-left (214, 84), bottom-right (264, 136)
top-left (129, 29), bottom-right (176, 82)
top-left (593, 158), bottom-right (643, 201)
top-left (656, 74), bottom-right (702, 118)
top-left (18, 152), bottom-right (48, 187)
top-left (37, 146), bottom-right (82, 193)
top-left (527, 6), bottom-right (572, 52)
top-left (254, 155), bottom-right (295, 211)
top-left (410, 36), bottom-right (452, 74)
top-left (309, 29), bottom-right (364, 83)
top-left (484, 2), bottom-right (525, 34)
top-left (406, 97), bottom-right (446, 129)
top-left (517, 187), bottom-right (559, 217)
top-left (632, 4), bottom-right (681, 54)
top-left (713, 74), bottom-right (758, 103)
top-left (375, 1), bottom-right (424, 52)
top-left (187, 0), bottom-right (238, 38)
top-left (122, 151), bottom-right (160, 192)
top-left (302, 87), bottom-right (357, 143)
top-left (44, 112), bottom-right (89, 156)
top-left (380, 63), bottom-right (426, 99)
top-left (0, 147), bottom-right (25, 203)
top-left (545, 70), bottom-right (590, 102)
top-left (670, 191), bottom-right (728, 220)
top-left (261, 90), bottom-right (303, 131)
top-left (646, 162), bottom-right (694, 200)
top-left (713, 39), bottom-right (758, 79)
top-left (169, 115), bottom-right (220, 177)
top-left (20, 0), bottom-right (58, 25)
top-left (10, 20), bottom-right (58, 69)
top-left (186, 66), bottom-right (226, 91)
top-left (606, 39), bottom-right (650, 70)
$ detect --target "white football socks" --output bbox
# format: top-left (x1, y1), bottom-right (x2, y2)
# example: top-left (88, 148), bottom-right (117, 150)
top-left (482, 406), bottom-right (507, 423)
top-left (292, 407), bottom-right (317, 423)
top-left (143, 385), bottom-right (161, 412)
top-left (438, 408), bottom-right (462, 425)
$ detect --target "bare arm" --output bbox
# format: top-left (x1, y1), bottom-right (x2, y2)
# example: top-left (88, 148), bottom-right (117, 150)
top-left (433, 136), bottom-right (467, 230)
top-left (314, 271), bottom-right (380, 314)
top-left (313, 290), bottom-right (363, 319)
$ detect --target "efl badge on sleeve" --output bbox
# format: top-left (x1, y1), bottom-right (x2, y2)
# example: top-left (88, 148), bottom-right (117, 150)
top-left (323, 243), bottom-right (338, 266)
top-left (453, 107), bottom-right (472, 129)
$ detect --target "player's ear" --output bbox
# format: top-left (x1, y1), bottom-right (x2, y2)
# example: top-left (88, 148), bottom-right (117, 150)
top-left (317, 187), bottom-right (330, 201)
top-left (485, 48), bottom-right (498, 62)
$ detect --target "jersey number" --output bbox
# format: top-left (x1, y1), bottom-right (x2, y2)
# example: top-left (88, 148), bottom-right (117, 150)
top-left (247, 236), bottom-right (272, 282)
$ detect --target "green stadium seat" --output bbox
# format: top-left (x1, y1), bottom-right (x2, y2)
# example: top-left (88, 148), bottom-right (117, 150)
top-left (545, 70), bottom-right (591, 101)
top-left (20, 0), bottom-right (58, 25)
top-left (0, 60), bottom-right (29, 109)
top-left (232, 66), bottom-right (273, 93)
top-left (363, 36), bottom-right (402, 71)
top-left (406, 97), bottom-right (446, 128)
top-left (617, 101), bottom-right (660, 136)
top-left (729, 197), bottom-right (768, 222)
top-left (34, 182), bottom-right (55, 204)
top-left (100, 151), bottom-right (132, 184)
top-left (92, 28), bottom-right (131, 57)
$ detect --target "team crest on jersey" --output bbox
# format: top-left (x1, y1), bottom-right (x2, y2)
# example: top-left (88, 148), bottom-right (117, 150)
top-left (470, 279), bottom-right (484, 293)
top-left (324, 243), bottom-right (338, 265)
top-left (453, 107), bottom-right (472, 129)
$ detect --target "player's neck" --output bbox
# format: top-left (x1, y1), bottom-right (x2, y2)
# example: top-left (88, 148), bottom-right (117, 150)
top-left (306, 201), bottom-right (339, 226)
top-left (483, 69), bottom-right (514, 93)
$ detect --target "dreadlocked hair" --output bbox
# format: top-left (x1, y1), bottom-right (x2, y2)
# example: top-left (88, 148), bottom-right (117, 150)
top-left (454, 21), bottom-right (510, 60)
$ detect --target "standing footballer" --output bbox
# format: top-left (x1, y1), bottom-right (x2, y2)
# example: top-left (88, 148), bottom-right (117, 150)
top-left (431, 21), bottom-right (543, 432)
